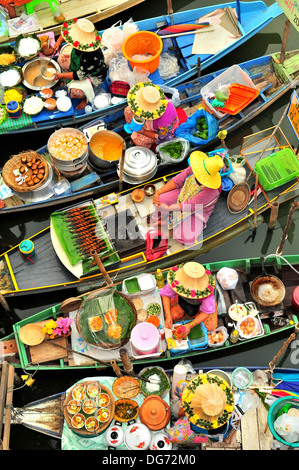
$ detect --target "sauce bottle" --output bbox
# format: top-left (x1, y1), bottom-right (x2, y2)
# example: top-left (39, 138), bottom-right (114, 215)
top-left (155, 268), bottom-right (165, 290)
top-left (230, 329), bottom-right (239, 344)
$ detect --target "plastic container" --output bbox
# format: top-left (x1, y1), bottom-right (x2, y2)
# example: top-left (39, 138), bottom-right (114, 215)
top-left (131, 322), bottom-right (160, 356)
top-left (122, 31), bottom-right (163, 74)
top-left (254, 147), bottom-right (299, 191)
top-left (19, 240), bottom-right (35, 259)
top-left (221, 177), bottom-right (233, 195)
top-left (232, 367), bottom-right (253, 389)
top-left (52, 179), bottom-right (71, 197)
top-left (292, 286), bottom-right (299, 312)
top-left (268, 397), bottom-right (299, 448)
top-left (155, 268), bottom-right (165, 290)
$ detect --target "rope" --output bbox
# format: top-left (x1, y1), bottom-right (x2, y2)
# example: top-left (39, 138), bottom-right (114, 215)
top-left (264, 253), bottom-right (299, 275)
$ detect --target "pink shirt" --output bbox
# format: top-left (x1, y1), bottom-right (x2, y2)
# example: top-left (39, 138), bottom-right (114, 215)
top-left (159, 283), bottom-right (215, 314)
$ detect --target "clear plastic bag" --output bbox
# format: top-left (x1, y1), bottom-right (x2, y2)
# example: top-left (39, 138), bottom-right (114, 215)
top-left (237, 315), bottom-right (260, 339)
top-left (102, 21), bottom-right (125, 52)
top-left (216, 267), bottom-right (238, 290)
top-left (159, 84), bottom-right (181, 108)
top-left (157, 137), bottom-right (190, 166)
top-left (158, 53), bottom-right (180, 80)
top-left (122, 18), bottom-right (139, 38)
top-left (75, 288), bottom-right (136, 349)
top-left (274, 413), bottom-right (299, 443)
top-left (207, 326), bottom-right (228, 348)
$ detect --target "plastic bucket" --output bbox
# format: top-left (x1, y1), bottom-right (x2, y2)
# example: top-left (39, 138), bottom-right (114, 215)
top-left (268, 397), bottom-right (299, 448)
top-left (122, 31), bottom-right (163, 74)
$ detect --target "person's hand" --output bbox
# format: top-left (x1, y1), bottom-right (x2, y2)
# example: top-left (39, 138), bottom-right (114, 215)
top-left (164, 314), bottom-right (173, 330)
top-left (182, 323), bottom-right (192, 337)
top-left (52, 72), bottom-right (66, 81)
top-left (153, 191), bottom-right (160, 205)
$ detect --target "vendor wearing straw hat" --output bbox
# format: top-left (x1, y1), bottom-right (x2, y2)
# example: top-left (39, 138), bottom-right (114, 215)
top-left (124, 82), bottom-right (180, 148)
top-left (53, 18), bottom-right (107, 109)
top-left (152, 151), bottom-right (223, 245)
top-left (160, 261), bottom-right (218, 337)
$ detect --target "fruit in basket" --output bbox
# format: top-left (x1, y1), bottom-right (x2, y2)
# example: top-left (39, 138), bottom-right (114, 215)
top-left (208, 329), bottom-right (225, 344)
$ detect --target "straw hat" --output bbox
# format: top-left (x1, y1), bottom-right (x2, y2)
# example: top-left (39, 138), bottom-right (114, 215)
top-left (182, 374), bottom-right (234, 430)
top-left (189, 151), bottom-right (223, 189)
top-left (61, 18), bottom-right (102, 52)
top-left (167, 262), bottom-right (215, 299)
top-left (19, 323), bottom-right (45, 346)
top-left (127, 82), bottom-right (168, 120)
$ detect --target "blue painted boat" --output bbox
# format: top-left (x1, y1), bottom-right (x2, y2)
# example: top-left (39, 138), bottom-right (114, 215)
top-left (0, 1), bottom-right (282, 135)
top-left (1, 48), bottom-right (299, 216)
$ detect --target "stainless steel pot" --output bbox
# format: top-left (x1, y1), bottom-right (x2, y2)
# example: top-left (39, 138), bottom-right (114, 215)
top-left (47, 128), bottom-right (88, 173)
top-left (22, 57), bottom-right (61, 91)
top-left (118, 146), bottom-right (157, 184)
top-left (88, 130), bottom-right (126, 170)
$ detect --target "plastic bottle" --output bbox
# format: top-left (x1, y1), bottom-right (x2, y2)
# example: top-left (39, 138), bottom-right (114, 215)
top-left (230, 329), bottom-right (239, 344)
top-left (53, 4), bottom-right (65, 22)
top-left (155, 268), bottom-right (165, 289)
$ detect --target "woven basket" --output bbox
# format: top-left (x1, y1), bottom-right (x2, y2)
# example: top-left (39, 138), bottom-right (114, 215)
top-left (2, 150), bottom-right (49, 192)
top-left (75, 289), bottom-right (137, 349)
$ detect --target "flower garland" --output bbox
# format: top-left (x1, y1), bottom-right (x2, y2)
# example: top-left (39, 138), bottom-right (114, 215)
top-left (127, 82), bottom-right (168, 120)
top-left (62, 19), bottom-right (102, 51)
top-left (182, 374), bottom-right (234, 430)
top-left (167, 263), bottom-right (215, 299)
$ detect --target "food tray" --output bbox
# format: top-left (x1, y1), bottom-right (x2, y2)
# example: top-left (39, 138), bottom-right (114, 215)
top-left (214, 83), bottom-right (259, 115)
top-left (63, 380), bottom-right (115, 437)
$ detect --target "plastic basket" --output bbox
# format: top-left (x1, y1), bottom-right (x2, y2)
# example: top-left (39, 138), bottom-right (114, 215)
top-left (268, 397), bottom-right (299, 448)
top-left (122, 31), bottom-right (163, 74)
top-left (214, 83), bottom-right (259, 115)
top-left (255, 147), bottom-right (299, 191)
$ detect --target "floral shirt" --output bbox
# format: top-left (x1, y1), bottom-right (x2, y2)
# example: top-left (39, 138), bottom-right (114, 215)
top-left (159, 283), bottom-right (215, 314)
top-left (71, 48), bottom-right (107, 86)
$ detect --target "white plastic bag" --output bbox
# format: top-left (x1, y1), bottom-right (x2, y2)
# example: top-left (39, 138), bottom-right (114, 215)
top-left (241, 389), bottom-right (260, 412)
top-left (274, 413), bottom-right (299, 443)
top-left (237, 315), bottom-right (260, 339)
top-left (158, 53), bottom-right (180, 79)
top-left (216, 267), bottom-right (238, 290)
top-left (122, 18), bottom-right (139, 38)
top-left (207, 326), bottom-right (228, 348)
top-left (159, 84), bottom-right (181, 108)
top-left (102, 21), bottom-right (125, 52)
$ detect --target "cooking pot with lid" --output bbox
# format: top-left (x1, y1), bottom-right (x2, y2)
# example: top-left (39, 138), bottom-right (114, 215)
top-left (118, 146), bottom-right (157, 184)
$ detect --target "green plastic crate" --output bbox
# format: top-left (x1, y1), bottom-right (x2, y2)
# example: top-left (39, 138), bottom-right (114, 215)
top-left (255, 148), bottom-right (299, 191)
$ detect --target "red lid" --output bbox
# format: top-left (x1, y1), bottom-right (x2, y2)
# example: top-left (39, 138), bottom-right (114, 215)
top-left (292, 286), bottom-right (299, 309)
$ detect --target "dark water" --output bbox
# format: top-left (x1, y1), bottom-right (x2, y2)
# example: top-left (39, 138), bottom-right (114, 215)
top-left (1, 0), bottom-right (299, 450)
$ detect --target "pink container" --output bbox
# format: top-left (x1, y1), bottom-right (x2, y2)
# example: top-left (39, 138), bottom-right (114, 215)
top-left (292, 286), bottom-right (299, 312)
top-left (131, 322), bottom-right (160, 356)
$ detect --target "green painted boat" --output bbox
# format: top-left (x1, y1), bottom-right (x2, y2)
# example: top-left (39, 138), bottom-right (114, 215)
top-left (2, 253), bottom-right (298, 372)
top-left (1, 123), bottom-right (299, 299)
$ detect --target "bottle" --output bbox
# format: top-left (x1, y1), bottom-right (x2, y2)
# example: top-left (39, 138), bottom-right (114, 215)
top-left (155, 268), bottom-right (165, 290)
top-left (230, 329), bottom-right (239, 344)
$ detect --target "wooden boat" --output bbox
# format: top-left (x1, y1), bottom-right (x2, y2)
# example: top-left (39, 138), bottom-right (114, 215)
top-left (1, 122), bottom-right (299, 298)
top-left (8, 365), bottom-right (299, 450)
top-left (0, 0), bottom-right (145, 44)
top-left (1, 253), bottom-right (299, 374)
top-left (1, 49), bottom-right (299, 217)
top-left (0, 1), bottom-right (283, 135)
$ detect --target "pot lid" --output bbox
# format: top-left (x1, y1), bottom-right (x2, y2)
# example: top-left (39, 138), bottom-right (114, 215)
top-left (124, 423), bottom-right (151, 450)
top-left (123, 147), bottom-right (157, 177)
top-left (130, 322), bottom-right (160, 351)
top-left (150, 431), bottom-right (172, 450)
top-left (140, 396), bottom-right (171, 431)
top-left (105, 424), bottom-right (124, 447)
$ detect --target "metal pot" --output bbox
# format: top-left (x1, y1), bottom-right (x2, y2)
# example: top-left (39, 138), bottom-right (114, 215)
top-left (250, 257), bottom-right (286, 307)
top-left (14, 163), bottom-right (58, 202)
top-left (47, 128), bottom-right (88, 173)
top-left (118, 146), bottom-right (157, 184)
top-left (88, 130), bottom-right (126, 170)
top-left (22, 57), bottom-right (61, 91)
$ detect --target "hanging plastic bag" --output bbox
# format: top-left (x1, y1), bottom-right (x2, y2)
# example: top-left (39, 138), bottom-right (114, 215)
top-left (102, 21), bottom-right (125, 52)
top-left (122, 18), bottom-right (139, 38)
top-left (159, 84), bottom-right (181, 108)
top-left (157, 137), bottom-right (190, 166)
top-left (174, 108), bottom-right (219, 146)
top-left (158, 52), bottom-right (180, 80)
top-left (109, 56), bottom-right (132, 83)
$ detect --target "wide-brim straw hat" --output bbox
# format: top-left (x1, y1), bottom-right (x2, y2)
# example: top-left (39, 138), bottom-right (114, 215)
top-left (181, 373), bottom-right (234, 430)
top-left (61, 18), bottom-right (102, 52)
top-left (19, 323), bottom-right (45, 346)
top-left (189, 151), bottom-right (223, 189)
top-left (167, 262), bottom-right (215, 299)
top-left (127, 82), bottom-right (168, 120)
